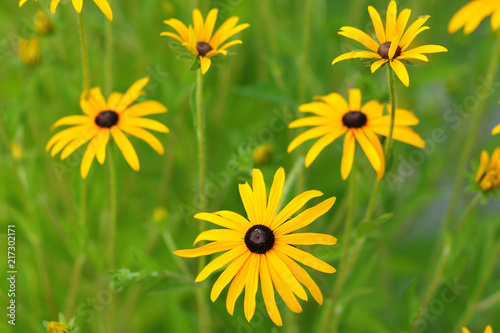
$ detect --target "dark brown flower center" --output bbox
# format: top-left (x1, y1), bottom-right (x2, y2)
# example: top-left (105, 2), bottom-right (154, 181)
top-left (95, 110), bottom-right (119, 128)
top-left (378, 41), bottom-right (401, 59)
top-left (342, 111), bottom-right (367, 128)
top-left (197, 42), bottom-right (212, 56)
top-left (244, 225), bottom-right (275, 254)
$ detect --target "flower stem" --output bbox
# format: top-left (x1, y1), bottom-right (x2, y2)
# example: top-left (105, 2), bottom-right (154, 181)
top-left (195, 68), bottom-right (209, 333)
top-left (107, 143), bottom-right (117, 333)
top-left (327, 66), bottom-right (398, 328)
top-left (453, 192), bottom-right (481, 235)
top-left (77, 12), bottom-right (90, 93)
top-left (444, 32), bottom-right (500, 231)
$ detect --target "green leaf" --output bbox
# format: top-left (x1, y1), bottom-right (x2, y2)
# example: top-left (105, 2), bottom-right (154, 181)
top-left (356, 213), bottom-right (393, 238)
top-left (189, 58), bottom-right (201, 71)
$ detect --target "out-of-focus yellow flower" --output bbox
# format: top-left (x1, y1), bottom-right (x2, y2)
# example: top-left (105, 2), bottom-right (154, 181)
top-left (19, 0), bottom-right (113, 21)
top-left (252, 144), bottom-right (273, 165)
top-left (18, 36), bottom-right (41, 66)
top-left (462, 325), bottom-right (493, 333)
top-left (476, 148), bottom-right (500, 192)
top-left (153, 207), bottom-right (168, 224)
top-left (10, 142), bottom-right (24, 161)
top-left (34, 9), bottom-right (53, 35)
top-left (449, 0), bottom-right (500, 34)
top-left (161, 8), bottom-right (249, 74)
top-left (46, 321), bottom-right (69, 333)
top-left (331, 0), bottom-right (447, 87)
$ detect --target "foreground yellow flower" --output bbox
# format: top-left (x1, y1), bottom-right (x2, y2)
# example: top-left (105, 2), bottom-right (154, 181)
top-left (476, 148), bottom-right (500, 192)
top-left (331, 0), bottom-right (447, 86)
top-left (175, 168), bottom-right (337, 326)
top-left (19, 0), bottom-right (113, 21)
top-left (449, 0), bottom-right (500, 34)
top-left (462, 325), bottom-right (493, 333)
top-left (161, 8), bottom-right (249, 74)
top-left (46, 321), bottom-right (69, 333)
top-left (46, 78), bottom-right (169, 179)
top-left (288, 89), bottom-right (425, 180)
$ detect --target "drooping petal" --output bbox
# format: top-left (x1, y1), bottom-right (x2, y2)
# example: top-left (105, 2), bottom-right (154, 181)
top-left (390, 59), bottom-right (410, 87)
top-left (259, 255), bottom-right (282, 326)
top-left (118, 124), bottom-right (165, 154)
top-left (200, 56), bottom-right (212, 75)
top-left (217, 23), bottom-right (250, 46)
top-left (287, 126), bottom-right (332, 152)
top-left (370, 125), bottom-right (426, 148)
top-left (341, 130), bottom-right (355, 180)
top-left (93, 0), bottom-right (113, 21)
top-left (211, 16), bottom-right (239, 46)
top-left (244, 254), bottom-right (260, 322)
top-left (211, 251), bottom-right (250, 302)
top-left (353, 128), bottom-right (383, 173)
top-left (356, 129), bottom-right (386, 180)
top-left (110, 126), bottom-right (140, 171)
top-left (338, 26), bottom-right (379, 52)
top-left (226, 256), bottom-right (249, 315)
top-left (95, 129), bottom-right (110, 164)
top-left (120, 117), bottom-right (169, 133)
top-left (71, 0), bottom-right (83, 13)
top-left (274, 197), bottom-right (336, 236)
top-left (267, 250), bottom-right (307, 301)
top-left (304, 128), bottom-right (347, 167)
top-left (50, 0), bottom-right (61, 14)
top-left (270, 190), bottom-right (323, 230)
top-left (160, 32), bottom-right (184, 43)
top-left (371, 59), bottom-right (387, 73)
top-left (218, 40), bottom-right (242, 51)
top-left (268, 256), bottom-right (302, 313)
top-left (60, 128), bottom-right (99, 159)
top-left (80, 136), bottom-right (97, 179)
top-left (195, 245), bottom-right (247, 282)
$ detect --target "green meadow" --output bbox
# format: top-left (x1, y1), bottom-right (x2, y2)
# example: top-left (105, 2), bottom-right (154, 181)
top-left (0, 0), bottom-right (499, 332)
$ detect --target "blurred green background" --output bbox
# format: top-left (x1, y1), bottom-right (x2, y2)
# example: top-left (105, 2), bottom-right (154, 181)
top-left (1, 0), bottom-right (500, 332)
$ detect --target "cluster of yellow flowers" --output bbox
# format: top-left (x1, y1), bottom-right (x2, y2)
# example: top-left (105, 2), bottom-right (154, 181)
top-left (17, 0), bottom-right (499, 330)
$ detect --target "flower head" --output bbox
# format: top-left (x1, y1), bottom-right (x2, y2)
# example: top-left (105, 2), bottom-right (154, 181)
top-left (252, 144), bottom-right (273, 165)
top-left (331, 0), bottom-right (447, 86)
top-left (18, 36), bottom-right (41, 66)
top-left (46, 321), bottom-right (69, 333)
top-left (19, 0), bottom-right (113, 21)
top-left (46, 78), bottom-right (169, 179)
top-left (34, 9), bottom-right (53, 35)
top-left (175, 168), bottom-right (337, 326)
top-left (449, 0), bottom-right (500, 34)
top-left (161, 8), bottom-right (249, 74)
top-left (476, 148), bottom-right (500, 192)
top-left (462, 326), bottom-right (493, 333)
top-left (288, 89), bottom-right (425, 180)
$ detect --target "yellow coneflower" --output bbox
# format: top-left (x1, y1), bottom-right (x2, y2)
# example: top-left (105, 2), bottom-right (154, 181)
top-left (18, 36), bottom-right (41, 66)
top-left (34, 9), bottom-right (53, 35)
top-left (449, 0), bottom-right (500, 34)
top-left (476, 148), bottom-right (500, 192)
top-left (331, 0), bottom-right (447, 87)
top-left (288, 89), bottom-right (425, 180)
top-left (46, 321), bottom-right (69, 333)
top-left (19, 0), bottom-right (113, 21)
top-left (462, 326), bottom-right (493, 333)
top-left (161, 8), bottom-right (249, 74)
top-left (175, 168), bottom-right (337, 326)
top-left (46, 78), bottom-right (169, 179)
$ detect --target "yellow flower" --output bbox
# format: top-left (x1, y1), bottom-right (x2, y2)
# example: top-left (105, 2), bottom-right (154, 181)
top-left (34, 9), bottom-right (53, 35)
top-left (449, 0), bottom-right (500, 34)
top-left (331, 0), bottom-right (447, 87)
top-left (18, 36), bottom-right (41, 66)
top-left (19, 0), bottom-right (113, 21)
top-left (46, 78), bottom-right (169, 179)
top-left (252, 144), bottom-right (273, 165)
top-left (288, 89), bottom-right (425, 180)
top-left (462, 326), bottom-right (493, 333)
top-left (161, 8), bottom-right (249, 74)
top-left (175, 168), bottom-right (337, 326)
top-left (46, 321), bottom-right (69, 333)
top-left (476, 148), bottom-right (500, 192)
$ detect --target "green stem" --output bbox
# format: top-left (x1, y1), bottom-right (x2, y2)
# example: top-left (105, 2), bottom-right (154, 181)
top-left (453, 193), bottom-right (481, 235)
top-left (451, 237), bottom-right (500, 332)
top-left (108, 144), bottom-right (117, 333)
top-left (195, 68), bottom-right (209, 333)
top-left (77, 12), bottom-right (90, 93)
top-left (444, 32), bottom-right (500, 231)
top-left (384, 64), bottom-right (397, 159)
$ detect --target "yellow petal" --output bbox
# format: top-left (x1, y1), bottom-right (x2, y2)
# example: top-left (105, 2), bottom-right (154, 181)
top-left (211, 16), bottom-right (239, 46)
top-left (305, 128), bottom-right (346, 167)
top-left (226, 257), bottom-right (249, 315)
top-left (107, 92), bottom-right (122, 110)
top-left (110, 126), bottom-right (140, 171)
top-left (288, 126), bottom-right (332, 152)
top-left (371, 59), bottom-right (387, 73)
top-left (390, 59), bottom-right (410, 87)
top-left (239, 183), bottom-right (257, 224)
top-left (95, 129), bottom-right (110, 164)
top-left (19, 0), bottom-right (28, 7)
top-left (204, 8), bottom-right (218, 41)
top-left (353, 128), bottom-right (383, 173)
top-left (264, 168), bottom-right (285, 226)
top-left (116, 77), bottom-right (150, 112)
top-left (200, 56), bottom-right (211, 75)
top-left (314, 93), bottom-right (350, 113)
top-left (400, 15), bottom-right (430, 50)
top-left (338, 26), bottom-right (379, 52)
top-left (193, 229), bottom-right (242, 246)
top-left (51, 115), bottom-right (91, 130)
top-left (194, 212), bottom-right (249, 233)
top-left (274, 243), bottom-right (336, 273)
top-left (368, 5), bottom-right (386, 44)
top-left (388, 35), bottom-right (400, 60)
top-left (174, 241), bottom-right (241, 258)
top-left (268, 256), bottom-right (302, 313)
top-left (80, 137), bottom-right (96, 179)
top-left (163, 18), bottom-right (189, 41)
top-left (341, 130), bottom-right (355, 180)
top-left (385, 1), bottom-right (398, 41)
top-left (370, 125), bottom-right (425, 148)
top-left (244, 254), bottom-right (260, 322)
top-left (160, 31), bottom-right (184, 43)
top-left (485, 325), bottom-right (493, 333)
top-left (72, 0), bottom-right (83, 13)
top-left (396, 9), bottom-right (412, 37)
top-left (289, 116), bottom-right (329, 129)
top-left (217, 23), bottom-right (250, 46)
top-left (214, 210), bottom-right (252, 230)
top-left (275, 197), bottom-right (336, 236)
top-left (259, 255), bottom-right (283, 326)
top-left (332, 51), bottom-right (381, 66)
top-left (119, 124), bottom-right (165, 155)
top-left (60, 128), bottom-right (99, 159)
top-left (361, 100), bottom-right (384, 118)
top-left (218, 40), bottom-right (242, 52)
top-left (50, 0), bottom-right (60, 14)
top-left (298, 101), bottom-right (338, 117)
top-left (461, 328), bottom-right (471, 333)
top-left (403, 44), bottom-right (448, 55)
top-left (492, 123), bottom-right (500, 135)
top-left (192, 8), bottom-right (205, 41)
top-left (195, 245), bottom-right (247, 282)
top-left (277, 233), bottom-right (337, 245)
top-left (348, 88), bottom-right (362, 110)
top-left (267, 250), bottom-right (307, 301)
top-left (270, 190), bottom-right (323, 230)
top-left (93, 0), bottom-right (113, 21)
top-left (211, 251), bottom-right (250, 302)
top-left (252, 169), bottom-right (267, 224)
top-left (120, 117), bottom-right (169, 133)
